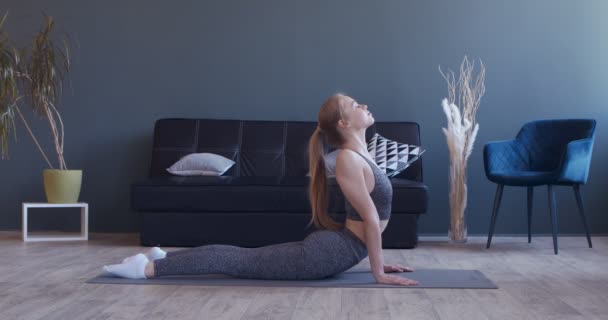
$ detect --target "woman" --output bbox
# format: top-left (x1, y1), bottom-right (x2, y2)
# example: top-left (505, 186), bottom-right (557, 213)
top-left (103, 94), bottom-right (418, 286)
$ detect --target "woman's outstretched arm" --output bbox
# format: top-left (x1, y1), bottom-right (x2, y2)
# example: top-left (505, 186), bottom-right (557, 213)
top-left (336, 150), bottom-right (417, 286)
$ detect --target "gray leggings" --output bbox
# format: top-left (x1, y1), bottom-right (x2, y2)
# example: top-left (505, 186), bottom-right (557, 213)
top-left (153, 228), bottom-right (368, 280)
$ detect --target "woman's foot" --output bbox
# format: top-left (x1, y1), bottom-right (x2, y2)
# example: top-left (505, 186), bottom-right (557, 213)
top-left (122, 247), bottom-right (167, 263)
top-left (103, 253), bottom-right (149, 279)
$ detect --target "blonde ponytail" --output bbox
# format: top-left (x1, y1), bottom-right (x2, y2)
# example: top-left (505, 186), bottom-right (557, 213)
top-left (308, 127), bottom-right (343, 230)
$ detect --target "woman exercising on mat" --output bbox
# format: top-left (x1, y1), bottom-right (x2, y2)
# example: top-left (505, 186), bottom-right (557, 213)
top-left (103, 93), bottom-right (418, 286)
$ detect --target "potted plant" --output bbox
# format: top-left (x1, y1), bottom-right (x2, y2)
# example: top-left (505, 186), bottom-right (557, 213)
top-left (0, 12), bottom-right (79, 203)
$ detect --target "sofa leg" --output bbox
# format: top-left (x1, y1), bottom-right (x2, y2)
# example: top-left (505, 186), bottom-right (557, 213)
top-left (486, 184), bottom-right (504, 249)
top-left (527, 187), bottom-right (533, 243)
top-left (573, 184), bottom-right (593, 248)
top-left (548, 185), bottom-right (558, 255)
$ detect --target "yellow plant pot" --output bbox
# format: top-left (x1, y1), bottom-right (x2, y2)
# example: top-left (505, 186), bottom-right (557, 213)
top-left (43, 169), bottom-right (83, 203)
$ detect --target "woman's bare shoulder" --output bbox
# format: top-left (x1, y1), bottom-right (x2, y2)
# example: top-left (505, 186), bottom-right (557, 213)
top-left (336, 149), bottom-right (358, 164)
top-left (335, 149), bottom-right (364, 176)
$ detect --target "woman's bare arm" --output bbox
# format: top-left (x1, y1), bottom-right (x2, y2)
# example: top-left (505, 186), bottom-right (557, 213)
top-left (335, 150), bottom-right (385, 278)
top-left (336, 150), bottom-right (418, 286)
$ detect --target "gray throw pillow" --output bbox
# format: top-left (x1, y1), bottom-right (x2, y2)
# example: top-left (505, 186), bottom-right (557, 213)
top-left (167, 153), bottom-right (235, 176)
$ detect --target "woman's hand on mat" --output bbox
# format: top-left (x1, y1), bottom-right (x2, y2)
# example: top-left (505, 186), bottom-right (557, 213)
top-left (384, 264), bottom-right (415, 273)
top-left (374, 273), bottom-right (419, 286)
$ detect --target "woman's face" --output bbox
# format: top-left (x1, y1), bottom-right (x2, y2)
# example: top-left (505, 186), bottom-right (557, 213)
top-left (339, 96), bottom-right (374, 130)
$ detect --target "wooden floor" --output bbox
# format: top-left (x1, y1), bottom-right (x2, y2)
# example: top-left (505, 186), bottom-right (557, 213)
top-left (1, 232), bottom-right (607, 320)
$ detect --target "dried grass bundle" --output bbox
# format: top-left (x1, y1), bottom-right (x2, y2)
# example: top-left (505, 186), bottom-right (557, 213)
top-left (439, 56), bottom-right (486, 242)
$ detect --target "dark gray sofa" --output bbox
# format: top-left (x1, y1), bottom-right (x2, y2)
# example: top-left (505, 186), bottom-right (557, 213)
top-left (131, 119), bottom-right (428, 248)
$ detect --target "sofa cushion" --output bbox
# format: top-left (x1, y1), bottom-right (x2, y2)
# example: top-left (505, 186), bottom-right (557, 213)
top-left (280, 177), bottom-right (428, 214)
top-left (148, 119), bottom-right (424, 181)
top-left (131, 176), bottom-right (427, 214)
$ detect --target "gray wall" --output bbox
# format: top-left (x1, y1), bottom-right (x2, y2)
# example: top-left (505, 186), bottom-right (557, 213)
top-left (1, 0), bottom-right (606, 235)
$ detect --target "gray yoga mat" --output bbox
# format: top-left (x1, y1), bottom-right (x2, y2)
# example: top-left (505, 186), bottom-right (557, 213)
top-left (87, 269), bottom-right (497, 289)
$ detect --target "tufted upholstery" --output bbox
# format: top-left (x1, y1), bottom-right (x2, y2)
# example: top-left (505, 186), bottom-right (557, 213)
top-left (149, 119), bottom-right (423, 181)
top-left (132, 118), bottom-right (428, 248)
top-left (483, 119), bottom-right (596, 254)
top-left (483, 119), bottom-right (596, 186)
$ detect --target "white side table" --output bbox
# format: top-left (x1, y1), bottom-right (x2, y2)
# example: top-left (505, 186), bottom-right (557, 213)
top-left (22, 202), bottom-right (88, 242)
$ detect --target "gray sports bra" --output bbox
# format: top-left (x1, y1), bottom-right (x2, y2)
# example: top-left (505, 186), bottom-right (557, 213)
top-left (343, 149), bottom-right (393, 221)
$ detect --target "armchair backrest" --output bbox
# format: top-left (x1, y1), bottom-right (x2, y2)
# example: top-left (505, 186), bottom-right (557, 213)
top-left (516, 119), bottom-right (596, 171)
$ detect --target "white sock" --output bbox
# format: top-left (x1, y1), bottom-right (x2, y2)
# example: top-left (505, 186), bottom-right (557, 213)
top-left (122, 247), bottom-right (167, 263)
top-left (103, 253), bottom-right (149, 279)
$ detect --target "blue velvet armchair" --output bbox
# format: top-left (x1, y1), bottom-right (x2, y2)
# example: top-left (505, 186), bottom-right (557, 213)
top-left (483, 119), bottom-right (596, 254)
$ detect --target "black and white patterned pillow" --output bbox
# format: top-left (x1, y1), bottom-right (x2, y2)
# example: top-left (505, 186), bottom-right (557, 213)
top-left (367, 133), bottom-right (426, 178)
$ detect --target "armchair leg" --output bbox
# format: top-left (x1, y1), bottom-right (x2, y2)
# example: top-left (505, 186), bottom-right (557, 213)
top-left (548, 185), bottom-right (558, 254)
top-left (573, 184), bottom-right (593, 248)
top-left (527, 187), bottom-right (533, 243)
top-left (486, 184), bottom-right (504, 249)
